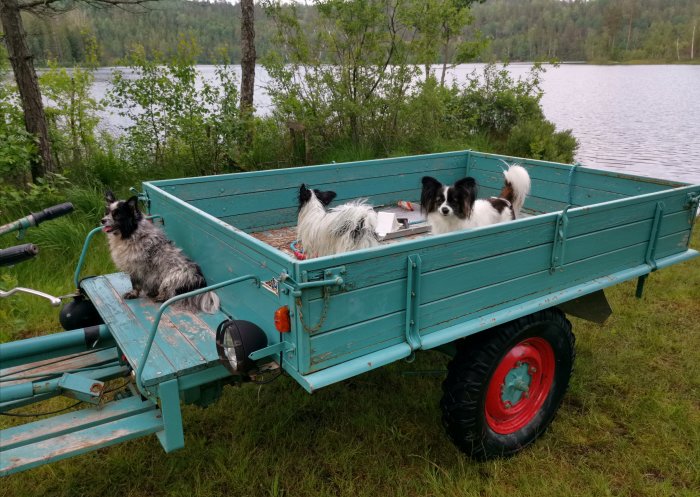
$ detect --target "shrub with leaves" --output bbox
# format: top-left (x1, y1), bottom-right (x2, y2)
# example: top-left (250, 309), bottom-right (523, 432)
top-left (108, 39), bottom-right (245, 177)
top-left (0, 50), bottom-right (37, 187)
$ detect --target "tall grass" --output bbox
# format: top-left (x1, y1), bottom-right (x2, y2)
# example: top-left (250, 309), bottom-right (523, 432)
top-left (1, 221), bottom-right (698, 496)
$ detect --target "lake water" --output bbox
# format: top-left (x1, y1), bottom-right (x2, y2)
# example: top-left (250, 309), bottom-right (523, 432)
top-left (91, 64), bottom-right (700, 184)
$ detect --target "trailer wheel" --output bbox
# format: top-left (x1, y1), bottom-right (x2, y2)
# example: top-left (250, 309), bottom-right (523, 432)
top-left (440, 308), bottom-right (575, 459)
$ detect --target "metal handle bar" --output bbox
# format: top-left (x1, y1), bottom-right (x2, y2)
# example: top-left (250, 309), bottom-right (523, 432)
top-left (135, 274), bottom-right (261, 397)
top-left (0, 243), bottom-right (38, 267)
top-left (0, 287), bottom-right (62, 306)
top-left (0, 202), bottom-right (74, 237)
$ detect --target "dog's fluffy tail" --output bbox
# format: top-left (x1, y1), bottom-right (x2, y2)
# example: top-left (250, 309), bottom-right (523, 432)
top-left (181, 291), bottom-right (220, 314)
top-left (329, 200), bottom-right (379, 252)
top-left (500, 165), bottom-right (531, 217)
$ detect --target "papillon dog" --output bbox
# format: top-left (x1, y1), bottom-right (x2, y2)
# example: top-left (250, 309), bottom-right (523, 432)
top-left (421, 164), bottom-right (531, 235)
top-left (102, 192), bottom-right (220, 313)
top-left (297, 184), bottom-right (379, 258)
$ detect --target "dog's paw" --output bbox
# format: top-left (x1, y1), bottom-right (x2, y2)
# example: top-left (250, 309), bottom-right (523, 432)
top-left (154, 293), bottom-right (169, 302)
top-left (123, 289), bottom-right (140, 299)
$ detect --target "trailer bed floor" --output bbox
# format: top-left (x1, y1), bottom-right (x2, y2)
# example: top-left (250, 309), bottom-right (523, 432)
top-left (81, 273), bottom-right (230, 387)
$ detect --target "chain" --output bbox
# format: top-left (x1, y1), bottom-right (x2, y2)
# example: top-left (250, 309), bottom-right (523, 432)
top-left (295, 287), bottom-right (331, 333)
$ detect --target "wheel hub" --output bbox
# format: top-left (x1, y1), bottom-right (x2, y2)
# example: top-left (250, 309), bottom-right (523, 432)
top-left (485, 337), bottom-right (555, 434)
top-left (501, 362), bottom-right (532, 406)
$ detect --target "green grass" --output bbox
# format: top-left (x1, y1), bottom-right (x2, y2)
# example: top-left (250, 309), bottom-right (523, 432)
top-left (1, 215), bottom-right (698, 497)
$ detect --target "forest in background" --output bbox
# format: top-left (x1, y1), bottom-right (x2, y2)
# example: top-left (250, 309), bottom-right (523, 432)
top-left (14, 0), bottom-right (700, 67)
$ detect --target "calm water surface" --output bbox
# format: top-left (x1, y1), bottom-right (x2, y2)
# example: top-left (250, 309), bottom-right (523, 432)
top-left (91, 64), bottom-right (700, 184)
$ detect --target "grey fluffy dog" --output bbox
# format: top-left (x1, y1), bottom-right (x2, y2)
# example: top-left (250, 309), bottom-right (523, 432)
top-left (101, 192), bottom-right (220, 313)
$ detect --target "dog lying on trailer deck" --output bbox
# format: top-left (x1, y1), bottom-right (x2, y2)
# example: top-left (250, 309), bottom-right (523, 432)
top-left (421, 164), bottom-right (531, 235)
top-left (296, 184), bottom-right (379, 259)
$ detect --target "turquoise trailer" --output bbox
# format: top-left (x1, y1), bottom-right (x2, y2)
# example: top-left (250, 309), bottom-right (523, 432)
top-left (1, 150), bottom-right (698, 475)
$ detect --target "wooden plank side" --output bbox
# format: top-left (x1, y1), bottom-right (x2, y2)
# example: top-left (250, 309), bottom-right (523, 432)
top-left (148, 191), bottom-right (287, 341)
top-left (304, 231), bottom-right (689, 372)
top-left (188, 167), bottom-right (466, 218)
top-left (146, 185), bottom-right (292, 269)
top-left (305, 211), bottom-right (690, 333)
top-left (81, 275), bottom-right (177, 385)
top-left (308, 313), bottom-right (405, 373)
top-left (298, 184), bottom-right (697, 273)
top-left (157, 152), bottom-right (469, 201)
top-left (222, 188), bottom-right (427, 232)
top-left (468, 152), bottom-right (681, 192)
top-left (301, 189), bottom-right (693, 304)
top-left (471, 168), bottom-right (627, 207)
top-left (418, 231), bottom-right (689, 335)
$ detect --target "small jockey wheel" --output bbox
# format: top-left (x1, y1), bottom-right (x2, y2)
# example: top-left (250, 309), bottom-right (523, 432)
top-left (440, 308), bottom-right (575, 459)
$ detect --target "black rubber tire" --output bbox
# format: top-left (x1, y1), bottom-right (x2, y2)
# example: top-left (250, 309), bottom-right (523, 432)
top-left (440, 308), bottom-right (575, 460)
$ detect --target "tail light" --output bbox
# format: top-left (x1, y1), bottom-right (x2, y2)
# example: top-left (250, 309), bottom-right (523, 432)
top-left (274, 306), bottom-right (291, 333)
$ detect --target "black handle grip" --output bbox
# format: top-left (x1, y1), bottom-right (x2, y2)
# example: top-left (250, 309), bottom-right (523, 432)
top-left (0, 243), bottom-right (39, 267)
top-left (31, 202), bottom-right (74, 226)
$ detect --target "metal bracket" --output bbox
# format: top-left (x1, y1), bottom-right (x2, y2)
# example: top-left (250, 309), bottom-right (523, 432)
top-left (248, 341), bottom-right (296, 362)
top-left (57, 373), bottom-right (104, 405)
top-left (284, 266), bottom-right (346, 297)
top-left (405, 255), bottom-right (423, 352)
top-left (636, 201), bottom-right (665, 298)
top-left (550, 206), bottom-right (570, 273)
top-left (686, 192), bottom-right (700, 224)
top-left (645, 201), bottom-right (664, 271)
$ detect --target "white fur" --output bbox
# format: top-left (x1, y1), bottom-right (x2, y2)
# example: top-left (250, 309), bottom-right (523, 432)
top-left (106, 219), bottom-right (220, 314)
top-left (427, 164), bottom-right (531, 235)
top-left (503, 164), bottom-right (531, 217)
top-left (427, 199), bottom-right (516, 234)
top-left (297, 194), bottom-right (379, 258)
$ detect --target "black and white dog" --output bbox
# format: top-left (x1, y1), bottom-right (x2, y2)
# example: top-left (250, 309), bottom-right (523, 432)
top-left (101, 192), bottom-right (219, 313)
top-left (421, 165), bottom-right (531, 235)
top-left (297, 184), bottom-right (379, 258)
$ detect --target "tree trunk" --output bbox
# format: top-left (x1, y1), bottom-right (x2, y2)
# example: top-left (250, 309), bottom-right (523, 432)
top-left (0, 0), bottom-right (55, 180)
top-left (239, 0), bottom-right (255, 114)
top-left (692, 20), bottom-right (696, 60)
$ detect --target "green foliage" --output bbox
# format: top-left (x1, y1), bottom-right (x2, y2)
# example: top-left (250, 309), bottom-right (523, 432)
top-left (264, 0), bottom-right (419, 159)
top-left (505, 118), bottom-right (578, 163)
top-left (472, 0), bottom-right (700, 63)
top-left (0, 55), bottom-right (36, 186)
top-left (441, 63), bottom-right (578, 162)
top-left (39, 61), bottom-right (102, 168)
top-left (446, 63), bottom-right (545, 137)
top-left (108, 40), bottom-right (246, 176)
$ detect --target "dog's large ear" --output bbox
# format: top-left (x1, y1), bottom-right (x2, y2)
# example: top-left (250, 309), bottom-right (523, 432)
top-left (105, 190), bottom-right (116, 204)
top-left (315, 190), bottom-right (337, 207)
top-left (420, 176), bottom-right (442, 213)
top-left (298, 184), bottom-right (312, 206)
top-left (421, 176), bottom-right (442, 190)
top-left (455, 177), bottom-right (478, 208)
top-left (126, 196), bottom-right (140, 212)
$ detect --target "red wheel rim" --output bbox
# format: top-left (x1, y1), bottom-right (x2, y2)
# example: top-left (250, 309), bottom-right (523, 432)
top-left (485, 337), bottom-right (555, 434)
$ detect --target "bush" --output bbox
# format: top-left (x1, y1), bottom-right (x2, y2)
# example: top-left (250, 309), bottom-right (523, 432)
top-left (504, 118), bottom-right (578, 163)
top-left (107, 40), bottom-right (246, 176)
top-left (0, 60), bottom-right (36, 187)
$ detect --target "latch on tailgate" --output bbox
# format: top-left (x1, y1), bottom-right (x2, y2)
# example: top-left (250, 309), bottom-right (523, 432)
top-left (280, 267), bottom-right (346, 333)
top-left (282, 266), bottom-right (346, 297)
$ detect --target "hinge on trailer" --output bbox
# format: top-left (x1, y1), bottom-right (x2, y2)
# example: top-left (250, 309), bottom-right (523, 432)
top-left (287, 266), bottom-right (346, 297)
top-left (405, 255), bottom-right (423, 352)
top-left (248, 341), bottom-right (296, 362)
top-left (636, 201), bottom-right (665, 298)
top-left (550, 206), bottom-right (570, 273)
top-left (686, 192), bottom-right (700, 224)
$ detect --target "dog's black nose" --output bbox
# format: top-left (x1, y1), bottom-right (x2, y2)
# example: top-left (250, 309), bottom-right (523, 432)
top-left (441, 207), bottom-right (449, 215)
top-left (100, 218), bottom-right (107, 225)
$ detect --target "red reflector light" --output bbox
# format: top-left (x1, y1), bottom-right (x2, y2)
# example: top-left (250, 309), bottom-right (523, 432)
top-left (274, 306), bottom-right (291, 333)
